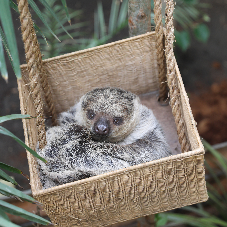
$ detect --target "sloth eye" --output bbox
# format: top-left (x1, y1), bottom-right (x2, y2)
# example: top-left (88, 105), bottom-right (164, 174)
top-left (87, 109), bottom-right (95, 120)
top-left (113, 117), bottom-right (123, 126)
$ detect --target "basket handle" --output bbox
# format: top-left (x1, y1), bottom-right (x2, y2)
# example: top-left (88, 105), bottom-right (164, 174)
top-left (154, 0), bottom-right (168, 101)
top-left (155, 0), bottom-right (191, 153)
top-left (17, 0), bottom-right (58, 149)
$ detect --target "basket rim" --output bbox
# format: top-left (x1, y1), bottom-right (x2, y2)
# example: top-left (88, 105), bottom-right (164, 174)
top-left (20, 31), bottom-right (157, 69)
top-left (33, 147), bottom-right (204, 197)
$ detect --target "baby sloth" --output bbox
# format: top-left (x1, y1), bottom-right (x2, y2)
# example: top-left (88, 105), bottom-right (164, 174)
top-left (37, 87), bottom-right (172, 189)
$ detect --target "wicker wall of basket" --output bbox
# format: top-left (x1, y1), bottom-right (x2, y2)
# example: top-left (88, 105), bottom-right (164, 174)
top-left (17, 0), bottom-right (208, 226)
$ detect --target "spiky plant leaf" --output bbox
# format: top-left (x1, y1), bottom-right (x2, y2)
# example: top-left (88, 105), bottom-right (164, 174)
top-left (0, 126), bottom-right (46, 163)
top-left (38, 0), bottom-right (73, 39)
top-left (9, 0), bottom-right (19, 13)
top-left (0, 114), bottom-right (31, 124)
top-left (0, 35), bottom-right (8, 82)
top-left (28, 0), bottom-right (60, 41)
top-left (109, 0), bottom-right (120, 34)
top-left (0, 182), bottom-right (35, 203)
top-left (0, 200), bottom-right (50, 225)
top-left (0, 0), bottom-right (21, 79)
top-left (0, 162), bottom-right (29, 179)
top-left (97, 1), bottom-right (106, 38)
top-left (61, 0), bottom-right (71, 24)
top-left (0, 169), bottom-right (18, 186)
top-left (0, 216), bottom-right (19, 227)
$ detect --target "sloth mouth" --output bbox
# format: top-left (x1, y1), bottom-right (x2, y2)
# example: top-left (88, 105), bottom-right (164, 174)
top-left (91, 131), bottom-right (109, 142)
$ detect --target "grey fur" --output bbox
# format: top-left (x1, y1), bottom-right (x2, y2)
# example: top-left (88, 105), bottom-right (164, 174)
top-left (37, 87), bottom-right (172, 189)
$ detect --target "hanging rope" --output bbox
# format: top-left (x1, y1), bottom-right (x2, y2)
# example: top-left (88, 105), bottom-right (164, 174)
top-left (17, 0), bottom-right (58, 149)
top-left (164, 0), bottom-right (191, 152)
top-left (154, 0), bottom-right (168, 101)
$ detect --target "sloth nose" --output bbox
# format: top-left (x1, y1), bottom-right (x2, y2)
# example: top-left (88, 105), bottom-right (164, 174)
top-left (94, 118), bottom-right (110, 135)
top-left (95, 125), bottom-right (108, 134)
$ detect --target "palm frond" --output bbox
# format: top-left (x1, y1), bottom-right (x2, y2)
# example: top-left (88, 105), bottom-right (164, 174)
top-left (0, 0), bottom-right (21, 79)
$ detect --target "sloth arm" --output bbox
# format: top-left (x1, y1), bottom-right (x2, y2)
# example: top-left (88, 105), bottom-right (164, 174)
top-left (95, 124), bottom-right (172, 165)
top-left (38, 124), bottom-right (171, 188)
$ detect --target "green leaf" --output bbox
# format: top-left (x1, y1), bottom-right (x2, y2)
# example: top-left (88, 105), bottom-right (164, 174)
top-left (0, 206), bottom-right (10, 221)
top-left (203, 14), bottom-right (211, 22)
top-left (203, 140), bottom-right (227, 176)
top-left (94, 9), bottom-right (99, 39)
top-left (0, 169), bottom-right (18, 186)
top-left (0, 126), bottom-right (47, 163)
top-left (28, 0), bottom-right (60, 42)
top-left (38, 0), bottom-right (73, 39)
top-left (164, 213), bottom-right (216, 227)
top-left (0, 200), bottom-right (51, 225)
top-left (208, 190), bottom-right (226, 211)
top-left (0, 26), bottom-right (15, 73)
top-left (33, 23), bottom-right (48, 46)
top-left (0, 182), bottom-right (35, 203)
top-left (9, 0), bottom-right (19, 13)
top-left (0, 216), bottom-right (20, 227)
top-left (174, 6), bottom-right (193, 29)
top-left (117, 0), bottom-right (128, 27)
top-left (109, 0), bottom-right (120, 34)
top-left (181, 206), bottom-right (210, 218)
top-left (0, 0), bottom-right (21, 79)
top-left (61, 0), bottom-right (71, 24)
top-left (97, 1), bottom-right (106, 38)
top-left (175, 30), bottom-right (191, 51)
top-left (205, 160), bottom-right (227, 202)
top-left (93, 0), bottom-right (128, 46)
top-left (184, 0), bottom-right (198, 5)
top-left (0, 162), bottom-right (29, 179)
top-left (155, 213), bottom-right (168, 226)
top-left (0, 188), bottom-right (12, 197)
top-left (58, 31), bottom-right (86, 41)
top-left (184, 5), bottom-right (199, 20)
top-left (204, 217), bottom-right (227, 226)
top-left (0, 34), bottom-right (8, 82)
top-left (56, 22), bottom-right (87, 34)
top-left (61, 10), bottom-right (84, 26)
top-left (0, 114), bottom-right (31, 124)
top-left (151, 0), bottom-right (154, 9)
top-left (193, 23), bottom-right (210, 43)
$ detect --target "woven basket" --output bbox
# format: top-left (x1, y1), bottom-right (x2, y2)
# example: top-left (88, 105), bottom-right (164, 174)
top-left (17, 0), bottom-right (208, 226)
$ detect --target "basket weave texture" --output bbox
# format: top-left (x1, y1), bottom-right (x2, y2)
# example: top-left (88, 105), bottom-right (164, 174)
top-left (18, 31), bottom-right (208, 227)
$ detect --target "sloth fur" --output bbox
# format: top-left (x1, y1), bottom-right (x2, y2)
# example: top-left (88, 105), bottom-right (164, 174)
top-left (37, 87), bottom-right (172, 189)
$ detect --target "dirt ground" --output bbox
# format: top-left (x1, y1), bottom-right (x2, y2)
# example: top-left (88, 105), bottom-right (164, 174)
top-left (0, 0), bottom-right (227, 203)
top-left (176, 0), bottom-right (227, 145)
top-left (190, 81), bottom-right (227, 145)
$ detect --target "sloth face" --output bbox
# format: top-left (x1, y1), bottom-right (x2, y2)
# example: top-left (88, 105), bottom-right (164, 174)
top-left (80, 87), bottom-right (140, 143)
top-left (85, 108), bottom-right (124, 142)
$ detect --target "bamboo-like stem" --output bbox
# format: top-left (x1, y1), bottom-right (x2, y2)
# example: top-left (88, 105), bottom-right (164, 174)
top-left (128, 0), bottom-right (151, 37)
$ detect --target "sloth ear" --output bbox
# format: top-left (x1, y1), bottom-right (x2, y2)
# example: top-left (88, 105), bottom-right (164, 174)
top-left (80, 94), bottom-right (87, 109)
